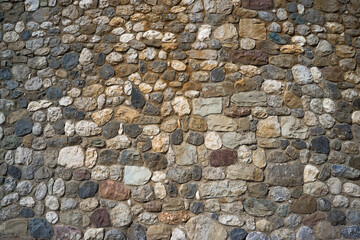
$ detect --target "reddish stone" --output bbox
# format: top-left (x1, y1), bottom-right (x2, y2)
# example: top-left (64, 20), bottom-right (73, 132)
top-left (145, 201), bottom-right (162, 212)
top-left (90, 208), bottom-right (111, 227)
top-left (209, 149), bottom-right (237, 167)
top-left (73, 169), bottom-right (91, 181)
top-left (322, 66), bottom-right (344, 82)
top-left (224, 107), bottom-right (251, 118)
top-left (302, 212), bottom-right (326, 226)
top-left (229, 50), bottom-right (268, 66)
top-left (242, 0), bottom-right (273, 10)
top-left (290, 195), bottom-right (317, 214)
top-left (158, 211), bottom-right (190, 224)
top-left (54, 225), bottom-right (83, 240)
top-left (99, 180), bottom-right (131, 201)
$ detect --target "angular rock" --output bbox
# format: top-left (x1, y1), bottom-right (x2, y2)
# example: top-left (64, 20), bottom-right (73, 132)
top-left (100, 180), bottom-right (130, 201)
top-left (229, 50), bottom-right (268, 65)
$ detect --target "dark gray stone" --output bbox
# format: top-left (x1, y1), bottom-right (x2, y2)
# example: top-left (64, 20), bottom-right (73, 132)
top-left (143, 103), bottom-right (160, 116)
top-left (127, 223), bottom-right (146, 240)
top-left (103, 121), bottom-right (120, 139)
top-left (15, 118), bottom-right (32, 136)
top-left (61, 52), bottom-right (79, 70)
top-left (341, 226), bottom-right (360, 239)
top-left (210, 68), bottom-right (225, 82)
top-left (120, 149), bottom-right (141, 166)
top-left (244, 198), bottom-right (277, 217)
top-left (131, 87), bottom-right (146, 109)
top-left (230, 228), bottom-right (247, 240)
top-left (99, 64), bottom-right (115, 80)
top-left (346, 209), bottom-right (360, 225)
top-left (143, 152), bottom-right (167, 171)
top-left (170, 129), bottom-right (183, 145)
top-left (332, 124), bottom-right (353, 140)
top-left (20, 207), bottom-right (34, 218)
top-left (78, 181), bottom-right (98, 199)
top-left (327, 210), bottom-right (346, 226)
top-left (167, 166), bottom-right (192, 184)
top-left (179, 183), bottom-right (197, 199)
top-left (29, 218), bottom-right (54, 239)
top-left (186, 132), bottom-right (204, 146)
top-left (99, 150), bottom-right (119, 165)
top-left (190, 202), bottom-right (204, 214)
top-left (124, 124), bottom-right (142, 138)
top-left (0, 69), bottom-right (11, 80)
top-left (311, 136), bottom-right (330, 154)
top-left (8, 166), bottom-right (21, 180)
top-left (105, 229), bottom-right (127, 240)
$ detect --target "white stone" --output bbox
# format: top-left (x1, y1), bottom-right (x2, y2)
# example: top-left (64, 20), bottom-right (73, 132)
top-left (58, 146), bottom-right (84, 168)
top-left (319, 114), bottom-right (335, 129)
top-left (322, 98), bottom-right (335, 113)
top-left (84, 228), bottom-right (104, 240)
top-left (332, 195), bottom-right (349, 208)
top-left (143, 125), bottom-right (160, 136)
top-left (92, 166), bottom-right (109, 180)
top-left (20, 196), bottom-right (35, 207)
top-left (143, 30), bottom-right (163, 40)
top-left (79, 48), bottom-right (93, 65)
top-left (303, 181), bottom-right (329, 197)
top-left (25, 0), bottom-right (39, 11)
top-left (139, 48), bottom-right (157, 61)
top-left (240, 38), bottom-right (256, 50)
top-left (65, 120), bottom-right (75, 136)
top-left (170, 228), bottom-right (187, 240)
top-left (106, 52), bottom-right (123, 64)
top-left (304, 165), bottom-right (319, 183)
top-left (292, 65), bottom-right (313, 84)
top-left (124, 166), bottom-right (152, 185)
top-left (277, 8), bottom-right (288, 20)
top-left (219, 215), bottom-right (244, 226)
top-left (53, 178), bottom-right (65, 196)
top-left (310, 67), bottom-right (322, 83)
top-left (59, 96), bottom-right (73, 106)
top-left (15, 147), bottom-right (32, 165)
top-left (75, 120), bottom-right (101, 136)
top-left (120, 33), bottom-right (135, 43)
top-left (45, 195), bottom-right (59, 210)
top-left (171, 60), bottom-right (186, 71)
top-left (291, 36), bottom-right (306, 46)
top-left (154, 182), bottom-right (166, 199)
top-left (262, 80), bottom-right (282, 94)
top-left (151, 171), bottom-right (167, 182)
top-left (47, 107), bottom-right (62, 122)
top-left (79, 0), bottom-right (94, 9)
top-left (304, 111), bottom-right (318, 126)
top-left (152, 133), bottom-right (169, 153)
top-left (46, 211), bottom-right (58, 224)
top-left (213, 24), bottom-right (238, 41)
top-left (205, 132), bottom-right (222, 150)
top-left (0, 112), bottom-right (5, 124)
top-left (112, 27), bottom-right (125, 35)
top-left (172, 96), bottom-right (191, 116)
top-left (237, 145), bottom-right (252, 163)
top-left (197, 25), bottom-right (212, 41)
top-left (27, 100), bottom-right (52, 111)
top-left (352, 111), bottom-right (360, 125)
top-left (106, 135), bottom-right (131, 150)
top-left (327, 178), bottom-right (342, 194)
top-left (343, 182), bottom-right (360, 197)
top-left (252, 148), bottom-right (266, 168)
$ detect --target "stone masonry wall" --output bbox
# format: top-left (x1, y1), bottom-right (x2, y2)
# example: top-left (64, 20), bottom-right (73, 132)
top-left (0, 0), bottom-right (360, 239)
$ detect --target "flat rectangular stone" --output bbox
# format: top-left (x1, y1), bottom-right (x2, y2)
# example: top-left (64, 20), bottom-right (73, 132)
top-left (187, 50), bottom-right (218, 60)
top-left (227, 164), bottom-right (263, 181)
top-left (229, 50), bottom-right (268, 65)
top-left (242, 0), bottom-right (273, 10)
top-left (231, 91), bottom-right (267, 107)
top-left (239, 19), bottom-right (266, 40)
top-left (203, 82), bottom-right (233, 97)
top-left (193, 98), bottom-right (222, 116)
top-left (199, 180), bottom-right (247, 198)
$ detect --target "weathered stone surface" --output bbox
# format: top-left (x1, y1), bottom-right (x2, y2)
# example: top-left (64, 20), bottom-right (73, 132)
top-left (227, 164), bottom-right (264, 181)
top-left (209, 149), bottom-right (237, 167)
top-left (158, 211), bottom-right (190, 224)
top-left (231, 91), bottom-right (267, 107)
top-left (199, 180), bottom-right (247, 198)
top-left (229, 50), bottom-right (268, 65)
top-left (185, 216), bottom-right (227, 240)
top-left (244, 198), bottom-right (277, 217)
top-left (58, 146), bottom-right (84, 168)
top-left (265, 162), bottom-right (304, 186)
top-left (239, 19), bottom-right (266, 40)
top-left (124, 166), bottom-right (152, 185)
top-left (100, 180), bottom-right (130, 201)
top-left (257, 116), bottom-right (281, 138)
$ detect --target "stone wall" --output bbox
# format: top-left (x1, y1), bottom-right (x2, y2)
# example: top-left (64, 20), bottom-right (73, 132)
top-left (0, 0), bottom-right (360, 239)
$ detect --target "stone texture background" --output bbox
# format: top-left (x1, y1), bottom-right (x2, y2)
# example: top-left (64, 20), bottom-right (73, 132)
top-left (0, 0), bottom-right (360, 239)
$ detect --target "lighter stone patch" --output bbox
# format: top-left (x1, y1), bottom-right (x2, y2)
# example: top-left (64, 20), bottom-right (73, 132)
top-left (58, 146), bottom-right (84, 168)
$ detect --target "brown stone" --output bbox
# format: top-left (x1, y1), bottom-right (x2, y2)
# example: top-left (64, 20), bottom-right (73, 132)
top-left (99, 180), bottom-right (131, 201)
top-left (322, 66), bottom-right (344, 82)
top-left (202, 82), bottom-right (233, 97)
top-left (145, 201), bottom-right (162, 212)
top-left (349, 157), bottom-right (360, 170)
top-left (158, 211), bottom-right (190, 224)
top-left (147, 225), bottom-right (171, 240)
top-left (90, 208), bottom-right (111, 227)
top-left (269, 55), bottom-right (296, 68)
top-left (224, 106), bottom-right (251, 117)
top-left (248, 183), bottom-right (268, 198)
top-left (283, 88), bottom-right (303, 109)
top-left (162, 43), bottom-right (178, 51)
top-left (115, 64), bottom-right (138, 77)
top-left (187, 50), bottom-right (218, 60)
top-left (280, 45), bottom-right (304, 54)
top-left (256, 116), bottom-right (281, 138)
top-left (314, 0), bottom-right (342, 12)
top-left (302, 212), bottom-right (326, 226)
top-left (229, 50), bottom-right (268, 65)
top-left (73, 169), bottom-right (91, 181)
top-left (242, 0), bottom-right (273, 10)
top-left (209, 149), bottom-right (237, 167)
top-left (23, 135), bottom-right (33, 148)
top-left (314, 221), bottom-right (338, 240)
top-left (182, 82), bottom-right (202, 92)
top-left (336, 45), bottom-right (356, 58)
top-left (114, 106), bottom-right (140, 123)
top-left (189, 115), bottom-right (207, 132)
top-left (290, 195), bottom-right (317, 214)
top-left (234, 78), bottom-right (258, 92)
top-left (239, 19), bottom-right (266, 40)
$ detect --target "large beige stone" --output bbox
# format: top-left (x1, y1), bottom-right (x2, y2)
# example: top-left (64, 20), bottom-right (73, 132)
top-left (256, 116), bottom-right (281, 138)
top-left (239, 19), bottom-right (266, 40)
top-left (280, 116), bottom-right (309, 139)
top-left (58, 146), bottom-right (84, 168)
